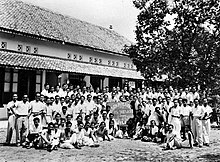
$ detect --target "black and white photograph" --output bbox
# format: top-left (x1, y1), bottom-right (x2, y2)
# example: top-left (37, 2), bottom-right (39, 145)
top-left (0, 0), bottom-right (220, 161)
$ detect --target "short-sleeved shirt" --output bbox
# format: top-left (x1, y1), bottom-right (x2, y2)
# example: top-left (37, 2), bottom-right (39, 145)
top-left (15, 101), bottom-right (31, 116)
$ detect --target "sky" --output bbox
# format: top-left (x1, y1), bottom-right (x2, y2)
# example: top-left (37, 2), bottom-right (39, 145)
top-left (21, 0), bottom-right (139, 42)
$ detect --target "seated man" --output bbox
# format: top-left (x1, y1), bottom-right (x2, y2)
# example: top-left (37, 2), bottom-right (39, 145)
top-left (40, 122), bottom-right (60, 151)
top-left (164, 124), bottom-right (193, 150)
top-left (26, 117), bottom-right (42, 148)
top-left (60, 121), bottom-right (77, 149)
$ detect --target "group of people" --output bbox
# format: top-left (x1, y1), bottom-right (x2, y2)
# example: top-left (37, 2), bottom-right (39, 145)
top-left (127, 86), bottom-right (212, 150)
top-left (4, 83), bottom-right (213, 151)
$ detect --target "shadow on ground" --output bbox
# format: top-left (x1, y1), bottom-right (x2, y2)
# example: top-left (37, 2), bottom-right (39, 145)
top-left (198, 154), bottom-right (220, 161)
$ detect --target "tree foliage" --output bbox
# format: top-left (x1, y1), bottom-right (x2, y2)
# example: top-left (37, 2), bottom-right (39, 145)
top-left (125, 0), bottom-right (220, 89)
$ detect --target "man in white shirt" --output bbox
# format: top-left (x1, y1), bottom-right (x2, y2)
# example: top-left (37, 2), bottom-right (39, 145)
top-left (180, 99), bottom-right (192, 140)
top-left (41, 83), bottom-right (50, 98)
top-left (191, 98), bottom-right (204, 147)
top-left (5, 93), bottom-right (18, 145)
top-left (202, 98), bottom-right (212, 146)
top-left (15, 94), bottom-right (31, 146)
top-left (29, 93), bottom-right (46, 126)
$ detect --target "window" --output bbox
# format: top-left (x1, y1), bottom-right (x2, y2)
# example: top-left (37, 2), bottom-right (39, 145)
top-left (26, 46), bottom-right (31, 53)
top-left (4, 69), bottom-right (18, 93)
top-left (73, 54), bottom-right (77, 60)
top-left (79, 55), bottom-right (83, 61)
top-left (36, 71), bottom-right (42, 92)
top-left (99, 59), bottom-right (102, 64)
top-left (67, 53), bottom-right (72, 59)
top-left (116, 62), bottom-right (119, 67)
top-left (1, 42), bottom-right (7, 49)
top-left (131, 64), bottom-right (134, 69)
top-left (112, 61), bottom-right (115, 66)
top-left (108, 60), bottom-right (111, 65)
top-left (94, 58), bottom-right (98, 63)
top-left (17, 44), bottom-right (23, 52)
top-left (127, 64), bottom-right (130, 69)
top-left (33, 47), bottom-right (38, 54)
top-left (89, 57), bottom-right (93, 63)
top-left (124, 63), bottom-right (126, 68)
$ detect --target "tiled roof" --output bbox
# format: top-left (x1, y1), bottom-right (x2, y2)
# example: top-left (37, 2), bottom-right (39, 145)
top-left (0, 50), bottom-right (144, 80)
top-left (0, 0), bottom-right (132, 54)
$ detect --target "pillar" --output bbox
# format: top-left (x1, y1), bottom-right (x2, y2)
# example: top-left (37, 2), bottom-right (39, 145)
top-left (42, 70), bottom-right (46, 88)
top-left (84, 75), bottom-right (91, 87)
top-left (103, 77), bottom-right (109, 88)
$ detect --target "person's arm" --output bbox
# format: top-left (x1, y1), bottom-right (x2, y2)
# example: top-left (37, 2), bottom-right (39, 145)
top-left (40, 132), bottom-right (51, 144)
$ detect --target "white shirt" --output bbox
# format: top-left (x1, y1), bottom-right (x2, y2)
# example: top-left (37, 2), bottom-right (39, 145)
top-left (180, 105), bottom-right (192, 116)
top-left (15, 101), bottom-right (31, 116)
top-left (192, 105), bottom-right (204, 117)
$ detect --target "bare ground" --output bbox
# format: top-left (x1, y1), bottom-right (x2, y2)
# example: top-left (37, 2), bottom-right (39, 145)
top-left (0, 128), bottom-right (220, 162)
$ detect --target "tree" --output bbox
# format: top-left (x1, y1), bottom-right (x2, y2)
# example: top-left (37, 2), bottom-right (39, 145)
top-left (125, 0), bottom-right (220, 89)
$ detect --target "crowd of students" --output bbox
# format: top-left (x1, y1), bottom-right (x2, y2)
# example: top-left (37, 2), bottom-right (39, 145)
top-left (4, 83), bottom-right (213, 151)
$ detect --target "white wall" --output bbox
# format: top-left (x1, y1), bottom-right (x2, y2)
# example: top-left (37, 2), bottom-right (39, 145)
top-left (0, 32), bottom-right (136, 70)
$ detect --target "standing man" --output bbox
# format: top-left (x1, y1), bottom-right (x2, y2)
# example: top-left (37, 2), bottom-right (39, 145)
top-left (29, 92), bottom-right (46, 126)
top-left (202, 98), bottom-right (212, 146)
top-left (191, 98), bottom-right (204, 147)
top-left (169, 99), bottom-right (181, 139)
top-left (5, 93), bottom-right (18, 145)
top-left (15, 94), bottom-right (31, 146)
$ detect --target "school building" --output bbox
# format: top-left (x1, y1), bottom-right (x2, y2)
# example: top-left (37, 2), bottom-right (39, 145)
top-left (0, 0), bottom-right (144, 110)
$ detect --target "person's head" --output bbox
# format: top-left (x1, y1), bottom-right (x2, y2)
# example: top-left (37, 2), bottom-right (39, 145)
top-left (62, 106), bottom-right (67, 114)
top-left (64, 96), bottom-right (70, 103)
top-left (150, 120), bottom-right (156, 126)
top-left (35, 92), bottom-right (41, 101)
top-left (90, 122), bottom-right (95, 129)
top-left (84, 122), bottom-right (90, 129)
top-left (194, 98), bottom-right (199, 106)
top-left (44, 83), bottom-right (50, 90)
top-left (78, 121), bottom-right (84, 130)
top-left (76, 115), bottom-right (83, 122)
top-left (60, 118), bottom-right (66, 126)
top-left (54, 123), bottom-right (59, 130)
top-left (203, 98), bottom-right (208, 106)
top-left (55, 85), bottom-right (60, 92)
top-left (33, 117), bottom-right (40, 126)
top-left (80, 95), bottom-right (85, 102)
top-left (99, 121), bottom-right (106, 128)
top-left (87, 94), bottom-right (92, 101)
top-left (60, 97), bottom-right (65, 104)
top-left (85, 115), bottom-right (91, 122)
top-left (66, 114), bottom-right (72, 122)
top-left (22, 94), bottom-right (28, 102)
top-left (102, 112), bottom-right (107, 120)
top-left (55, 95), bottom-right (60, 102)
top-left (50, 86), bottom-right (55, 93)
top-left (138, 104), bottom-right (142, 110)
top-left (93, 112), bottom-right (99, 119)
top-left (45, 97), bottom-right (51, 105)
top-left (109, 120), bottom-right (115, 128)
top-left (48, 122), bottom-right (54, 131)
top-left (168, 124), bottom-right (174, 132)
top-left (173, 99), bottom-right (178, 107)
top-left (74, 97), bottom-right (80, 104)
top-left (152, 98), bottom-right (157, 105)
top-left (182, 99), bottom-right (188, 106)
top-left (55, 113), bottom-right (61, 121)
top-left (66, 121), bottom-right (72, 129)
top-left (50, 97), bottom-right (55, 103)
top-left (178, 98), bottom-right (183, 105)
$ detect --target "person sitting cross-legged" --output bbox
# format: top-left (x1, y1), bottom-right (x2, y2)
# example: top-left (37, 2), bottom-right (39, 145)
top-left (163, 124), bottom-right (193, 150)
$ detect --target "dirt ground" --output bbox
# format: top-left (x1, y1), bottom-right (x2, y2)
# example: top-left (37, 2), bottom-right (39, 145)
top-left (0, 128), bottom-right (220, 162)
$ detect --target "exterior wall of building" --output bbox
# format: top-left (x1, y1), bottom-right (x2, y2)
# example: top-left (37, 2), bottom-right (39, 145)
top-left (0, 32), bottom-right (136, 70)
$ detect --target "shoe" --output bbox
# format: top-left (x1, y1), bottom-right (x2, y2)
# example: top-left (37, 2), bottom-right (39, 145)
top-left (204, 143), bottom-right (210, 147)
top-left (16, 143), bottom-right (21, 147)
top-left (3, 143), bottom-right (10, 146)
top-left (199, 145), bottom-right (203, 148)
top-left (74, 144), bottom-right (81, 149)
top-left (193, 143), bottom-right (198, 147)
